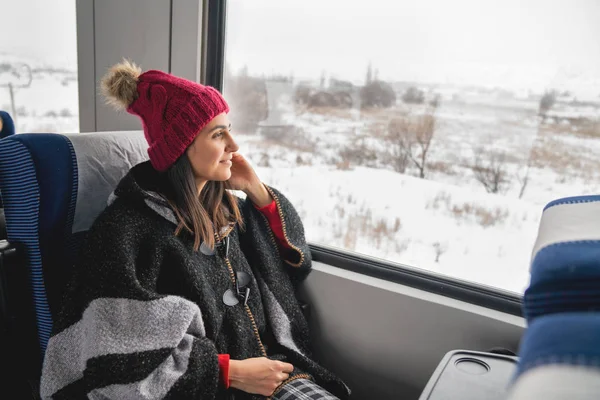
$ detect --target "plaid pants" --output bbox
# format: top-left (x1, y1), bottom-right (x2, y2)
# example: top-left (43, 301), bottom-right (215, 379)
top-left (271, 378), bottom-right (340, 400)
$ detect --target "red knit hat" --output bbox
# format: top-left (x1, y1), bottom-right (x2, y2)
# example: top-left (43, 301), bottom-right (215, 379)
top-left (100, 60), bottom-right (229, 171)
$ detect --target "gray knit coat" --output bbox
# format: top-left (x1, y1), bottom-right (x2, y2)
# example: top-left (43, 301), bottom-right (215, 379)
top-left (39, 161), bottom-right (350, 400)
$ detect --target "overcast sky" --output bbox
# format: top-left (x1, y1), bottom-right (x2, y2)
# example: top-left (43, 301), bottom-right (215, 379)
top-left (226, 0), bottom-right (600, 92)
top-left (1, 0), bottom-right (78, 68)
top-left (1, 0), bottom-right (599, 93)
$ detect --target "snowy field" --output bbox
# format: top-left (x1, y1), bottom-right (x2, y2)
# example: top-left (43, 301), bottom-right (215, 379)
top-left (227, 82), bottom-right (600, 294)
top-left (2, 59), bottom-right (600, 294)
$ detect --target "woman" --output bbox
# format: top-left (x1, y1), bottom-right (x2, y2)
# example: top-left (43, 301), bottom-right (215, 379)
top-left (39, 61), bottom-right (349, 400)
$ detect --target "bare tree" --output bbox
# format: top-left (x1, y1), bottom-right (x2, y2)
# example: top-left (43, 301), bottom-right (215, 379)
top-left (538, 90), bottom-right (557, 122)
top-left (402, 86), bottom-right (425, 104)
top-left (365, 62), bottom-right (373, 85)
top-left (433, 242), bottom-right (447, 263)
top-left (471, 150), bottom-right (510, 194)
top-left (517, 160), bottom-right (531, 199)
top-left (0, 62), bottom-right (32, 128)
top-left (388, 102), bottom-right (438, 178)
top-left (360, 80), bottom-right (396, 109)
top-left (386, 124), bottom-right (410, 173)
top-left (338, 136), bottom-right (378, 169)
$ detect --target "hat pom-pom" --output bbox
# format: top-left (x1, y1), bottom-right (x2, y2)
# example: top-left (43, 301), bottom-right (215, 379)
top-left (100, 59), bottom-right (142, 110)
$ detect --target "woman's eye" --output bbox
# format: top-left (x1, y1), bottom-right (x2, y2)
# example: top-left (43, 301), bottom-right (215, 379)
top-left (213, 131), bottom-right (224, 139)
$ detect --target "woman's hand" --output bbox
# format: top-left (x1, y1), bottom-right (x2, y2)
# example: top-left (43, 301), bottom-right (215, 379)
top-left (227, 153), bottom-right (272, 207)
top-left (229, 357), bottom-right (294, 396)
top-left (227, 153), bottom-right (260, 192)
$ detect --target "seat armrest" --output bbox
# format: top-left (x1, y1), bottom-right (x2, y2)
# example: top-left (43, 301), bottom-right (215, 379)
top-left (419, 349), bottom-right (518, 400)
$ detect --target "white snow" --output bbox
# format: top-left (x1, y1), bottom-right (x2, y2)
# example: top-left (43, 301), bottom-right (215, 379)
top-left (229, 82), bottom-right (600, 295)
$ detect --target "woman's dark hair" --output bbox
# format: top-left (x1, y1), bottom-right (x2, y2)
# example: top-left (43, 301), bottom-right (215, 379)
top-left (162, 154), bottom-right (243, 251)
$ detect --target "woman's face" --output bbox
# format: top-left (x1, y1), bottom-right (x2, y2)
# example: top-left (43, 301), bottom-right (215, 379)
top-left (186, 113), bottom-right (239, 185)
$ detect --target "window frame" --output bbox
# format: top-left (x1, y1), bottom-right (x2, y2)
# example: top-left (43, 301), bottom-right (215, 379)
top-left (207, 0), bottom-right (524, 317)
top-left (204, 0), bottom-right (227, 92)
top-left (311, 244), bottom-right (523, 316)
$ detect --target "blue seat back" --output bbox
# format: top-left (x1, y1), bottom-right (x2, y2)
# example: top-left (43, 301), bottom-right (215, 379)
top-left (516, 195), bottom-right (600, 378)
top-left (0, 131), bottom-right (148, 363)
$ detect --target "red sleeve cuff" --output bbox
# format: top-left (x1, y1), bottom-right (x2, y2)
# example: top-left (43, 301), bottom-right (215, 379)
top-left (254, 200), bottom-right (293, 250)
top-left (218, 354), bottom-right (230, 389)
top-left (254, 199), bottom-right (278, 214)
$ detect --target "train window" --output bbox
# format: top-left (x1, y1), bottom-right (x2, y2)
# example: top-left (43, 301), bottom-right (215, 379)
top-left (223, 0), bottom-right (600, 294)
top-left (0, 0), bottom-right (79, 133)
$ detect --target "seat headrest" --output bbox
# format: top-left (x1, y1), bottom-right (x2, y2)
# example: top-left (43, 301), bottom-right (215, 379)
top-left (532, 195), bottom-right (600, 263)
top-left (67, 131), bottom-right (149, 232)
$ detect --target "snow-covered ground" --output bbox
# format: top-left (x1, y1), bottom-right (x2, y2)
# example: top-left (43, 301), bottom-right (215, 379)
top-left (256, 165), bottom-right (540, 294)
top-left (2, 57), bottom-right (600, 295)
